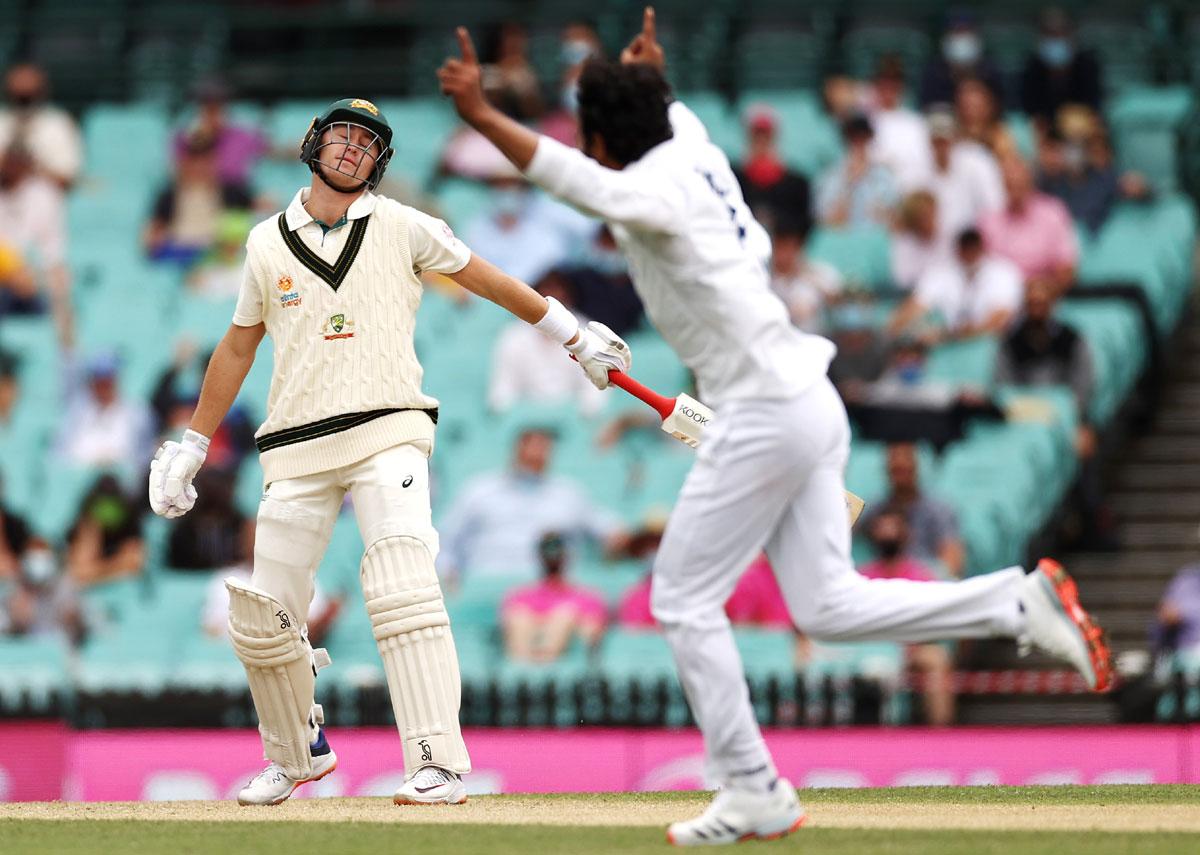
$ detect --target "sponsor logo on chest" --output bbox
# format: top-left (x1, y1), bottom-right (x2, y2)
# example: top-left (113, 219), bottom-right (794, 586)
top-left (276, 274), bottom-right (301, 308)
top-left (322, 313), bottom-right (356, 341)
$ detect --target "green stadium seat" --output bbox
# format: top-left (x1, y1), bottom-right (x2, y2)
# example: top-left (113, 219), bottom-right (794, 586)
top-left (0, 635), bottom-right (71, 714)
top-left (808, 226), bottom-right (893, 292)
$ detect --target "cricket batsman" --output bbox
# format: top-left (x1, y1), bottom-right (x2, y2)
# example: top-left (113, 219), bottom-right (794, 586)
top-left (440, 7), bottom-right (1114, 845)
top-left (147, 98), bottom-right (631, 805)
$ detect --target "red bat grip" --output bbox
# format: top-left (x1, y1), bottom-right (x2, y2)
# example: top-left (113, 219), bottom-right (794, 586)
top-left (607, 370), bottom-right (676, 421)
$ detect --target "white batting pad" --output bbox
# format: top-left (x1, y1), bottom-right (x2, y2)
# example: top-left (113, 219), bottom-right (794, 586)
top-left (362, 536), bottom-right (471, 776)
top-left (226, 577), bottom-right (328, 780)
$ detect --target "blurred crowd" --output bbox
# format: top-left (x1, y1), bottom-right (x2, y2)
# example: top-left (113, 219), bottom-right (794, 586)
top-left (0, 5), bottom-right (1178, 726)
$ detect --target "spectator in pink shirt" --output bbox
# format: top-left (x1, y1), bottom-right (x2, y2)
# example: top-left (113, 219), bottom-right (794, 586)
top-left (859, 508), bottom-right (956, 725)
top-left (979, 155), bottom-right (1078, 296)
top-left (173, 81), bottom-right (269, 186)
top-left (501, 532), bottom-right (608, 662)
top-left (618, 551), bottom-right (792, 631)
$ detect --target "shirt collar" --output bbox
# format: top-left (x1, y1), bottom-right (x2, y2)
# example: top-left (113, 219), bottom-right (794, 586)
top-left (284, 187), bottom-right (378, 232)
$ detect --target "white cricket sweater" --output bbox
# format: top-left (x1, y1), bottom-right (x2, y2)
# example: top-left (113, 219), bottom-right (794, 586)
top-left (233, 188), bottom-right (471, 484)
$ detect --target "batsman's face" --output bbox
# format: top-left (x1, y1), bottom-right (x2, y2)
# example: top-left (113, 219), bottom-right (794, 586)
top-left (317, 123), bottom-right (381, 189)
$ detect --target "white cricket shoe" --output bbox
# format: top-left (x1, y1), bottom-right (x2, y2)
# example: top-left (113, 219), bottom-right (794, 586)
top-left (237, 729), bottom-right (337, 806)
top-left (667, 779), bottom-right (805, 846)
top-left (1019, 558), bottom-right (1114, 692)
top-left (393, 765), bottom-right (468, 806)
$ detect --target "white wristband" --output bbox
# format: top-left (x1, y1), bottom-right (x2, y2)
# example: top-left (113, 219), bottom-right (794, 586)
top-left (182, 429), bottom-right (211, 454)
top-left (533, 296), bottom-right (580, 345)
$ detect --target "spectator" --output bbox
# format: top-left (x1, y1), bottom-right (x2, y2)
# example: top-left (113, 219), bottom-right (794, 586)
top-left (858, 509), bottom-right (955, 725)
top-left (919, 12), bottom-right (1006, 109)
top-left (619, 552), bottom-right (792, 631)
top-left (144, 130), bottom-right (253, 266)
top-left (437, 427), bottom-right (628, 584)
top-left (202, 522), bottom-right (340, 645)
top-left (867, 55), bottom-right (933, 192)
top-left (0, 486), bottom-right (31, 580)
top-left (995, 279), bottom-right (1111, 546)
top-left (769, 218), bottom-right (842, 333)
top-left (1036, 119), bottom-right (1148, 234)
top-left (0, 538), bottom-right (89, 645)
top-left (488, 269), bottom-right (607, 415)
top-left (1020, 8), bottom-right (1102, 127)
top-left (732, 105), bottom-right (812, 231)
top-left (979, 154), bottom-right (1078, 294)
top-left (173, 80), bottom-right (269, 186)
top-left (64, 475), bottom-right (144, 588)
top-left (539, 22), bottom-right (603, 146)
top-left (0, 145), bottom-right (69, 322)
top-left (481, 23), bottom-right (544, 122)
top-left (462, 181), bottom-right (580, 285)
top-left (816, 115), bottom-right (899, 229)
top-left (923, 110), bottom-right (1005, 244)
top-left (0, 63), bottom-right (82, 189)
top-left (0, 349), bottom-right (17, 428)
top-left (188, 210), bottom-right (253, 299)
top-left (501, 532), bottom-right (608, 662)
top-left (58, 353), bottom-right (154, 467)
top-left (568, 225), bottom-right (646, 336)
top-left (1152, 554), bottom-right (1200, 657)
top-left (891, 190), bottom-right (948, 291)
top-left (955, 77), bottom-right (1017, 158)
top-left (166, 469), bottom-right (248, 570)
top-left (827, 303), bottom-right (888, 404)
top-left (863, 443), bottom-right (965, 577)
top-left (889, 228), bottom-right (1023, 344)
top-left (149, 343), bottom-right (255, 467)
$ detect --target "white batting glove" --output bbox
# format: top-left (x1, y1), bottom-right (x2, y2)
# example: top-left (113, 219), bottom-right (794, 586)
top-left (148, 429), bottom-right (210, 518)
top-left (565, 321), bottom-right (632, 390)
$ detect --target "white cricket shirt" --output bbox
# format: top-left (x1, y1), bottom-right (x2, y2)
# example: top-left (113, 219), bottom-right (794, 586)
top-left (525, 102), bottom-right (836, 407)
top-left (233, 188), bottom-right (470, 483)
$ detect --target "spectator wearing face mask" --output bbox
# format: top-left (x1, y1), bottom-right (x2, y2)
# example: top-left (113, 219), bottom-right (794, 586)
top-left (1020, 8), bottom-right (1102, 127)
top-left (858, 508), bottom-right (956, 725)
top-left (862, 443), bottom-right (965, 578)
top-left (64, 475), bottom-right (145, 588)
top-left (1, 538), bottom-right (89, 646)
top-left (501, 532), bottom-right (608, 662)
top-left (480, 22), bottom-right (544, 123)
top-left (732, 105), bottom-right (812, 231)
top-left (919, 13), bottom-right (1006, 110)
top-left (462, 180), bottom-right (581, 285)
top-left (174, 80), bottom-right (269, 186)
top-left (1036, 116), bottom-right (1149, 235)
top-left (57, 352), bottom-right (154, 468)
top-left (0, 63), bottom-right (82, 189)
top-left (539, 22), bottom-right (602, 147)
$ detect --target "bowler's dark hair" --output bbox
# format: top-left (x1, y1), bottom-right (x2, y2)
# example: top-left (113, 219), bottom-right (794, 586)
top-left (577, 59), bottom-right (673, 167)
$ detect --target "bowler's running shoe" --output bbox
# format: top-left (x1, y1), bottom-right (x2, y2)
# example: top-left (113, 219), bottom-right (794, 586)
top-left (393, 765), bottom-right (468, 805)
top-left (1019, 558), bottom-right (1114, 692)
top-left (667, 778), bottom-right (805, 846)
top-left (237, 729), bottom-right (337, 806)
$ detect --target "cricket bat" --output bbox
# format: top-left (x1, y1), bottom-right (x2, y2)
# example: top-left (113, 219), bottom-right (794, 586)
top-left (607, 370), bottom-right (866, 526)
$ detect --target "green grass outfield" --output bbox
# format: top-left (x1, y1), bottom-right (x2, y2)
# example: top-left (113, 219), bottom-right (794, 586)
top-left (2, 786), bottom-right (1199, 855)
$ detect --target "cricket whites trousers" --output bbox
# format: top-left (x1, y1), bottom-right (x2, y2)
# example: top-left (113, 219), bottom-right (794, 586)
top-left (246, 441), bottom-right (471, 778)
top-left (650, 377), bottom-right (1024, 787)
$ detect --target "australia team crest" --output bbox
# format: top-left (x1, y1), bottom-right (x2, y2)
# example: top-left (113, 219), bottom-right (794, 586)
top-left (322, 313), bottom-right (355, 341)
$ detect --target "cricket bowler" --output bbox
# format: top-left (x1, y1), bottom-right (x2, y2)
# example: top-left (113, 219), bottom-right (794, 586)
top-left (440, 7), bottom-right (1113, 844)
top-left (147, 98), bottom-right (631, 806)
